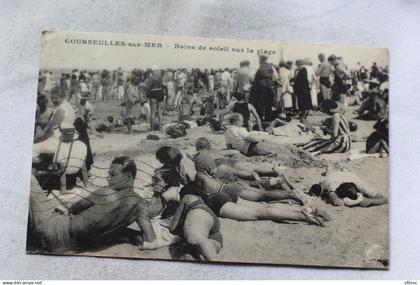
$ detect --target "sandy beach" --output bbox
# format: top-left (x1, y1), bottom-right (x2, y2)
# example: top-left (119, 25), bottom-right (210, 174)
top-left (65, 101), bottom-right (390, 269)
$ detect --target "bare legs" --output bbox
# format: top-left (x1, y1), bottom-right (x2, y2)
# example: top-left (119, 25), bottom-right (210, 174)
top-left (183, 209), bottom-right (221, 261)
top-left (239, 183), bottom-right (304, 205)
top-left (219, 201), bottom-right (325, 226)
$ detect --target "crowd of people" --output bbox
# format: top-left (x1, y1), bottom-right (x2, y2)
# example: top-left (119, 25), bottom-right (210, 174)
top-left (30, 53), bottom-right (389, 261)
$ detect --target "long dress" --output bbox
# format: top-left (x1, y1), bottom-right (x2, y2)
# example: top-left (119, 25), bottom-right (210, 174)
top-left (122, 84), bottom-right (140, 123)
top-left (279, 67), bottom-right (293, 108)
top-left (294, 68), bottom-right (312, 111)
top-left (166, 80), bottom-right (176, 107)
top-left (305, 65), bottom-right (318, 107)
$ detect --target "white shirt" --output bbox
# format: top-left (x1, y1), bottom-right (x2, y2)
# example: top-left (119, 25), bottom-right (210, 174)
top-left (321, 171), bottom-right (379, 198)
top-left (221, 71), bottom-right (231, 81)
top-left (224, 125), bottom-right (251, 154)
top-left (379, 81), bottom-right (389, 92)
top-left (176, 72), bottom-right (186, 87)
top-left (59, 100), bottom-right (76, 125)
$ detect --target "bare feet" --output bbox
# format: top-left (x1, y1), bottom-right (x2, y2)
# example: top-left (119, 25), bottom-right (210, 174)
top-left (302, 206), bottom-right (329, 227)
top-left (288, 189), bottom-right (307, 205)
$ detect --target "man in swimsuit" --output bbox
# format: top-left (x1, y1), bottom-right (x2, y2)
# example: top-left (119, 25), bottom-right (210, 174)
top-left (170, 183), bottom-right (222, 261)
top-left (29, 156), bottom-right (160, 253)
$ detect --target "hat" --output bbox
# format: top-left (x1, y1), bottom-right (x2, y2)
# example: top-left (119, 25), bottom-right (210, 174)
top-left (368, 78), bottom-right (380, 85)
top-left (37, 95), bottom-right (49, 105)
top-left (327, 54), bottom-right (337, 62)
top-left (59, 123), bottom-right (75, 134)
top-left (303, 58), bottom-right (311, 65)
top-left (259, 54), bottom-right (268, 60)
top-left (151, 64), bottom-right (159, 71)
top-left (240, 60), bottom-right (250, 67)
top-left (295, 59), bottom-right (305, 66)
top-left (243, 83), bottom-right (252, 92)
top-left (279, 60), bottom-right (287, 67)
top-left (309, 184), bottom-right (323, 196)
top-left (50, 86), bottom-right (62, 96)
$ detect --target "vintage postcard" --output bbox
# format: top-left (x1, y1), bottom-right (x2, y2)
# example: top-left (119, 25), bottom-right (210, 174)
top-left (28, 30), bottom-right (389, 269)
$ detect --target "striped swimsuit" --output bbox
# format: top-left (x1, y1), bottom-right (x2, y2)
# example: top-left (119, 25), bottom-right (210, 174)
top-left (301, 112), bottom-right (351, 154)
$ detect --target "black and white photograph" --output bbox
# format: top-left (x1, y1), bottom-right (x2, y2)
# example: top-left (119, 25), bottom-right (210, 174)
top-left (28, 30), bottom-right (389, 269)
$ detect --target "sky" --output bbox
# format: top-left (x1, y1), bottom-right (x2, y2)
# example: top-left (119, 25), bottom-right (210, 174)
top-left (40, 30), bottom-right (389, 72)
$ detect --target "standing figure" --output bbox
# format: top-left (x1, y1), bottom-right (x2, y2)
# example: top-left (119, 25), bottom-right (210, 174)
top-left (316, 53), bottom-right (333, 104)
top-left (293, 59), bottom-right (312, 122)
top-left (252, 55), bottom-right (277, 122)
top-left (329, 55), bottom-right (350, 108)
top-left (147, 66), bottom-right (165, 131)
top-left (236, 60), bottom-right (254, 103)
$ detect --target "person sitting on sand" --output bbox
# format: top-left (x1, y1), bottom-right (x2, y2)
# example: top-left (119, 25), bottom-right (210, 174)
top-left (33, 86), bottom-right (75, 161)
top-left (193, 169), bottom-right (329, 226)
top-left (224, 113), bottom-right (292, 156)
top-left (309, 169), bottom-right (388, 207)
top-left (366, 117), bottom-right (389, 156)
top-left (34, 94), bottom-right (53, 142)
top-left (151, 146), bottom-right (190, 204)
top-left (217, 91), bottom-right (263, 131)
top-left (170, 183), bottom-right (222, 261)
top-left (29, 156), bottom-right (159, 253)
top-left (297, 101), bottom-right (351, 155)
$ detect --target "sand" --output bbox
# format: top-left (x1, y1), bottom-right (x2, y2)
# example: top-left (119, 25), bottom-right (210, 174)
top-left (70, 102), bottom-right (389, 269)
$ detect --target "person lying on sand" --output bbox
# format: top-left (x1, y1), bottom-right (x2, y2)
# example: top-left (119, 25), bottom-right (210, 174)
top-left (309, 168), bottom-right (388, 207)
top-left (29, 156), bottom-right (159, 253)
top-left (194, 154), bottom-right (306, 206)
top-left (193, 150), bottom-right (295, 194)
top-left (188, 137), bottom-right (293, 187)
top-left (170, 183), bottom-right (222, 261)
top-left (224, 113), bottom-right (294, 156)
top-left (193, 171), bottom-right (329, 226)
top-left (94, 115), bottom-right (125, 133)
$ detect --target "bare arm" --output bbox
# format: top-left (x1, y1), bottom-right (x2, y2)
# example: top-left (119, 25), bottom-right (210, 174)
top-left (358, 196), bottom-right (388, 207)
top-left (43, 109), bottom-right (65, 138)
top-left (249, 104), bottom-right (263, 131)
top-left (217, 103), bottom-right (234, 117)
top-left (328, 192), bottom-right (345, 206)
top-left (343, 193), bottom-right (364, 207)
top-left (136, 207), bottom-right (156, 242)
top-left (68, 197), bottom-right (94, 215)
top-left (244, 135), bottom-right (259, 143)
top-left (170, 197), bottom-right (187, 232)
top-left (219, 149), bottom-right (240, 157)
top-left (332, 113), bottom-right (340, 138)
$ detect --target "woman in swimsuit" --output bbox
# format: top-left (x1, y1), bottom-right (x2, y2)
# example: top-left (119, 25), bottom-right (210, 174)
top-left (297, 101), bottom-right (351, 155)
top-left (194, 152), bottom-right (307, 205)
top-left (189, 137), bottom-right (294, 188)
top-left (170, 183), bottom-right (222, 261)
top-left (194, 171), bottom-right (329, 227)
